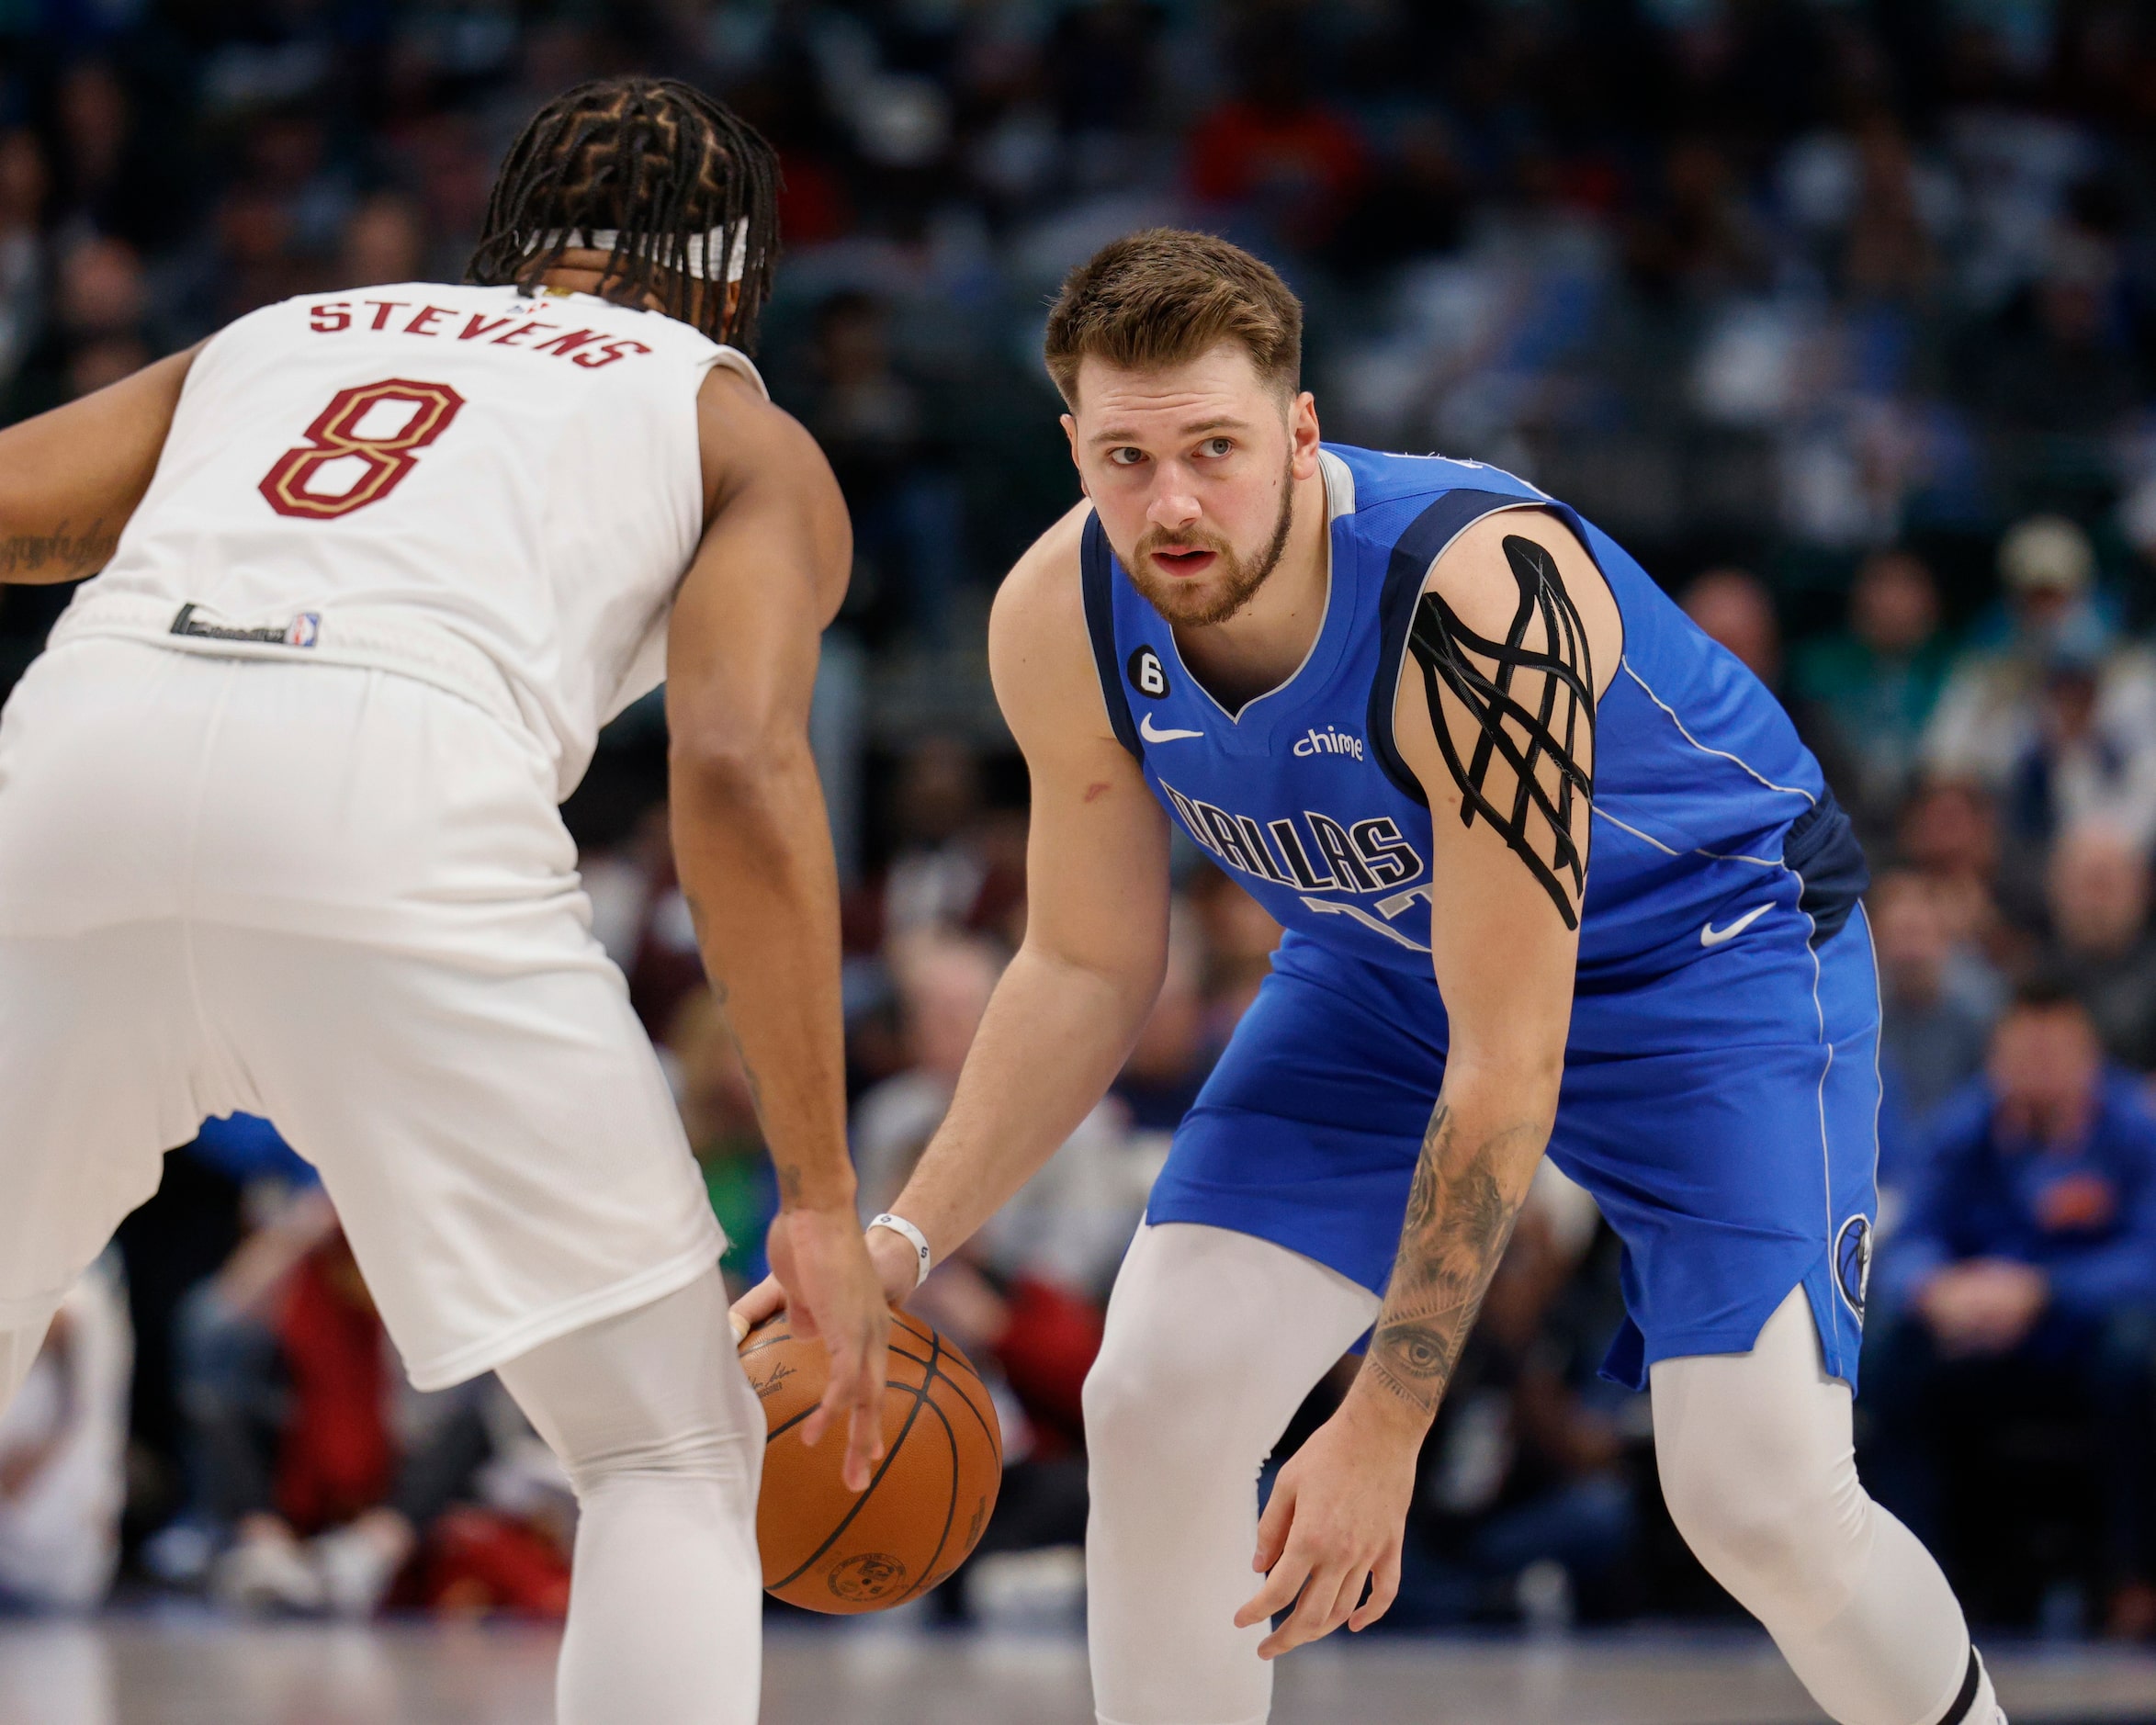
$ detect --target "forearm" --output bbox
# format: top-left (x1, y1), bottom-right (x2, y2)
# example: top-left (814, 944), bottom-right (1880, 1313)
top-left (0, 345), bottom-right (196, 582)
top-left (1353, 1077), bottom-right (1555, 1432)
top-left (892, 940), bottom-right (1157, 1257)
top-left (0, 519), bottom-right (122, 583)
top-left (672, 738), bottom-right (853, 1212)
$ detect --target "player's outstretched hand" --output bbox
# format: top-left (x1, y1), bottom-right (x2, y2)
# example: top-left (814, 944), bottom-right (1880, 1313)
top-left (1234, 1397), bottom-right (1419, 1658)
top-left (765, 1205), bottom-right (892, 1494)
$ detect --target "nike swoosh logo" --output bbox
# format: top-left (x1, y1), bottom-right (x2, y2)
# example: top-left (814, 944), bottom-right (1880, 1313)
top-left (1700, 904), bottom-right (1773, 946)
top-left (1139, 713), bottom-right (1203, 743)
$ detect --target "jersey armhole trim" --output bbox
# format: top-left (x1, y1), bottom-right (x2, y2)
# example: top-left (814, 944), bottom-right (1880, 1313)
top-left (706, 345), bottom-right (769, 400)
top-left (1081, 511), bottom-right (1142, 759)
top-left (1367, 488), bottom-right (1577, 804)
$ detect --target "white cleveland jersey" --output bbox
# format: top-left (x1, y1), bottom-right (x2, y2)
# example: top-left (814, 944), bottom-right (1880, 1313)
top-left (51, 280), bottom-right (758, 796)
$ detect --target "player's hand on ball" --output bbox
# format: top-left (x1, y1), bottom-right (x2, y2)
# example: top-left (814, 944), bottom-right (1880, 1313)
top-left (764, 1205), bottom-right (891, 1494)
top-left (730, 1226), bottom-right (925, 1343)
top-left (729, 1272), bottom-right (786, 1342)
top-left (1235, 1395), bottom-right (1418, 1658)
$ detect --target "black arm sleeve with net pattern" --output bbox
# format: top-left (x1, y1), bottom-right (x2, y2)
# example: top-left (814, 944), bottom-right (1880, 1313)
top-left (1406, 535), bottom-right (1595, 930)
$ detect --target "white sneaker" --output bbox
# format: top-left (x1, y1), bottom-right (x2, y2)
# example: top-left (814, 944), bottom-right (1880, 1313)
top-left (211, 1528), bottom-right (325, 1615)
top-left (308, 1521), bottom-right (405, 1619)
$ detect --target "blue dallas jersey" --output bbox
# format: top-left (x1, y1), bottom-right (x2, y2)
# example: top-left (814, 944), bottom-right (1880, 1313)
top-left (1082, 444), bottom-right (1867, 1009)
top-left (1085, 444), bottom-right (1882, 1389)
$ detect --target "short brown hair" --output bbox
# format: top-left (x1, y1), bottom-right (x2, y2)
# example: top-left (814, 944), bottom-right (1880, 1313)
top-left (1043, 229), bottom-right (1303, 404)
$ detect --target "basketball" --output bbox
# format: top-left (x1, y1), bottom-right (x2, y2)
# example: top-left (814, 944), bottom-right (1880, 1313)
top-left (737, 1308), bottom-right (1002, 1614)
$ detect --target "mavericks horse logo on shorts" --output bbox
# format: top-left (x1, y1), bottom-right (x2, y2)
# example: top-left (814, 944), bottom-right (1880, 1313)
top-left (1834, 1215), bottom-right (1873, 1326)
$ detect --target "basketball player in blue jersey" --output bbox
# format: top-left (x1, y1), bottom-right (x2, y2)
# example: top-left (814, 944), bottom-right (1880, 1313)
top-left (739, 230), bottom-right (1999, 1725)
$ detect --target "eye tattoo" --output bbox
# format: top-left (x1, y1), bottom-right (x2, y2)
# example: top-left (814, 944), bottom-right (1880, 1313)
top-left (1406, 535), bottom-right (1594, 929)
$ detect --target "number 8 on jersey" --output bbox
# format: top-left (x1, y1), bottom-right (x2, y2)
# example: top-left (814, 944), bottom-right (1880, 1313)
top-left (259, 378), bottom-right (466, 521)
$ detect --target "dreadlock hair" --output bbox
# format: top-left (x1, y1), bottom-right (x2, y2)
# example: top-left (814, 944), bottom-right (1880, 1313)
top-left (467, 77), bottom-right (781, 352)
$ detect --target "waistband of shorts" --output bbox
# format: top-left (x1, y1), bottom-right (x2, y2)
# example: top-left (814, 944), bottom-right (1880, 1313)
top-left (50, 592), bottom-right (529, 733)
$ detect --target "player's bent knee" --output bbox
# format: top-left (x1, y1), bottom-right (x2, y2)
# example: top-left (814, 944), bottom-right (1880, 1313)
top-left (1659, 1447), bottom-right (1870, 1625)
top-left (497, 1274), bottom-right (762, 1504)
top-left (561, 1415), bottom-right (760, 1498)
top-left (1082, 1325), bottom-right (1258, 1475)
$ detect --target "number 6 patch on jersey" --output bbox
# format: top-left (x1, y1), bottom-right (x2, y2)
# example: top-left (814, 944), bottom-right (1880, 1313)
top-left (259, 378), bottom-right (467, 520)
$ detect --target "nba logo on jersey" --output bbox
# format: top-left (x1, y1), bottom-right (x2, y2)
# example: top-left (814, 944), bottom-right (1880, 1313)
top-left (169, 602), bottom-right (322, 649)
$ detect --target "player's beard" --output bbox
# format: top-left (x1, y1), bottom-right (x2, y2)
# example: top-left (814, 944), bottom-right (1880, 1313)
top-left (1123, 457), bottom-right (1297, 628)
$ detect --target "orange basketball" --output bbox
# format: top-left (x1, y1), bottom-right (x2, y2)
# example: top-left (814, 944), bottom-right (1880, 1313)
top-left (738, 1307), bottom-right (1003, 1613)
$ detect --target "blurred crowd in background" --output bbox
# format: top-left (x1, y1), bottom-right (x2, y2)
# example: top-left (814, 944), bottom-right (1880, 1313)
top-left (4, 0), bottom-right (2156, 1648)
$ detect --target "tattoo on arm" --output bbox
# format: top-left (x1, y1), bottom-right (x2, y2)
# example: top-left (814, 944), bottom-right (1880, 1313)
top-left (1408, 535), bottom-right (1594, 929)
top-left (1362, 1100), bottom-right (1531, 1419)
top-left (0, 519), bottom-right (119, 581)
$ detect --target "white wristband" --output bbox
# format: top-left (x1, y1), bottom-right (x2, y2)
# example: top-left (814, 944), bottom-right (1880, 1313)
top-left (868, 1213), bottom-right (933, 1289)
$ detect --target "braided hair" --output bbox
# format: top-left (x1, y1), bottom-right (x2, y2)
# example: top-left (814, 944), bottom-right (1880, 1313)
top-left (467, 77), bottom-right (782, 352)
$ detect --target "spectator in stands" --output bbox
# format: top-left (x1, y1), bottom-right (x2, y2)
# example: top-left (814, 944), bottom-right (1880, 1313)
top-left (1969, 230), bottom-right (2141, 451)
top-left (1326, 113), bottom-right (1468, 281)
top-left (178, 1193), bottom-right (535, 1619)
top-left (1680, 567), bottom-right (1782, 689)
top-left (1899, 778), bottom-right (2019, 955)
top-left (1794, 550), bottom-right (1955, 834)
top-left (0, 1258), bottom-right (130, 1609)
top-left (8, 230), bottom-right (151, 412)
top-left (1186, 23), bottom-right (1366, 255)
top-left (1110, 898), bottom-right (1219, 1133)
top-left (852, 932), bottom-right (1006, 1218)
top-left (1837, 113), bottom-right (1943, 305)
top-left (801, 289), bottom-right (965, 648)
top-left (1922, 517), bottom-right (2156, 851)
top-left (0, 130), bottom-right (47, 408)
top-left (2042, 826), bottom-right (2156, 1074)
top-left (1871, 869), bottom-right (2004, 1171)
top-left (339, 192), bottom-right (428, 288)
top-left (49, 59), bottom-right (190, 254)
top-left (2005, 626), bottom-right (2156, 854)
top-left (1868, 983), bottom-right (2156, 1629)
top-left (880, 736), bottom-right (1022, 941)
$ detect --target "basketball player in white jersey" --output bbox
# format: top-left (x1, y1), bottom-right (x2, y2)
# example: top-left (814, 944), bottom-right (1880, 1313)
top-left (0, 78), bottom-right (886, 1722)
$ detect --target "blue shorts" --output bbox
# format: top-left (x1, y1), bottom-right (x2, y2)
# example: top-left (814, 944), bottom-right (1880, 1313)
top-left (1146, 906), bottom-right (1882, 1392)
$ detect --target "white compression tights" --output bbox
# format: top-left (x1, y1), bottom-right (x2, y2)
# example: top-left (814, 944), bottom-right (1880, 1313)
top-left (494, 1270), bottom-right (764, 1725)
top-left (1653, 1288), bottom-right (1993, 1725)
top-left (1084, 1223), bottom-right (1994, 1725)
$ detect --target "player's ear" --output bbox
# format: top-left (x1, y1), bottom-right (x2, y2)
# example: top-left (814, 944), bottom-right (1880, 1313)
top-left (1061, 413), bottom-right (1086, 491)
top-left (1289, 390), bottom-right (1320, 480)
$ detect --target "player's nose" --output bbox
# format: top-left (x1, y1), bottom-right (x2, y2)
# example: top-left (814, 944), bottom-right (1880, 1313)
top-left (1145, 472), bottom-right (1202, 531)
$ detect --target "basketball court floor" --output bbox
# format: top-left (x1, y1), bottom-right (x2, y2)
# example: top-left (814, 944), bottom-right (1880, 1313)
top-left (5, 1616), bottom-right (2156, 1725)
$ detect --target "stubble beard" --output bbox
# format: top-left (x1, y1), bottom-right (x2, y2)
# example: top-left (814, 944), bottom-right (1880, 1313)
top-left (1123, 457), bottom-right (1298, 628)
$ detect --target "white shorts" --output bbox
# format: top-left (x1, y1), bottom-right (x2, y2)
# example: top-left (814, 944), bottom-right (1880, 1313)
top-left (0, 637), bottom-right (724, 1390)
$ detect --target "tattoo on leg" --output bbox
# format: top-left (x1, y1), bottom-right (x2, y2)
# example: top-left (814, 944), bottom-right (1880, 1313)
top-left (1407, 535), bottom-right (1594, 928)
top-left (1363, 1099), bottom-right (1530, 1418)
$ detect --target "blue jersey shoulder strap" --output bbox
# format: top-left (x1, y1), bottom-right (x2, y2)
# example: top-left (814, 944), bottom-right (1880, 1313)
top-left (1080, 511), bottom-right (1141, 758)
